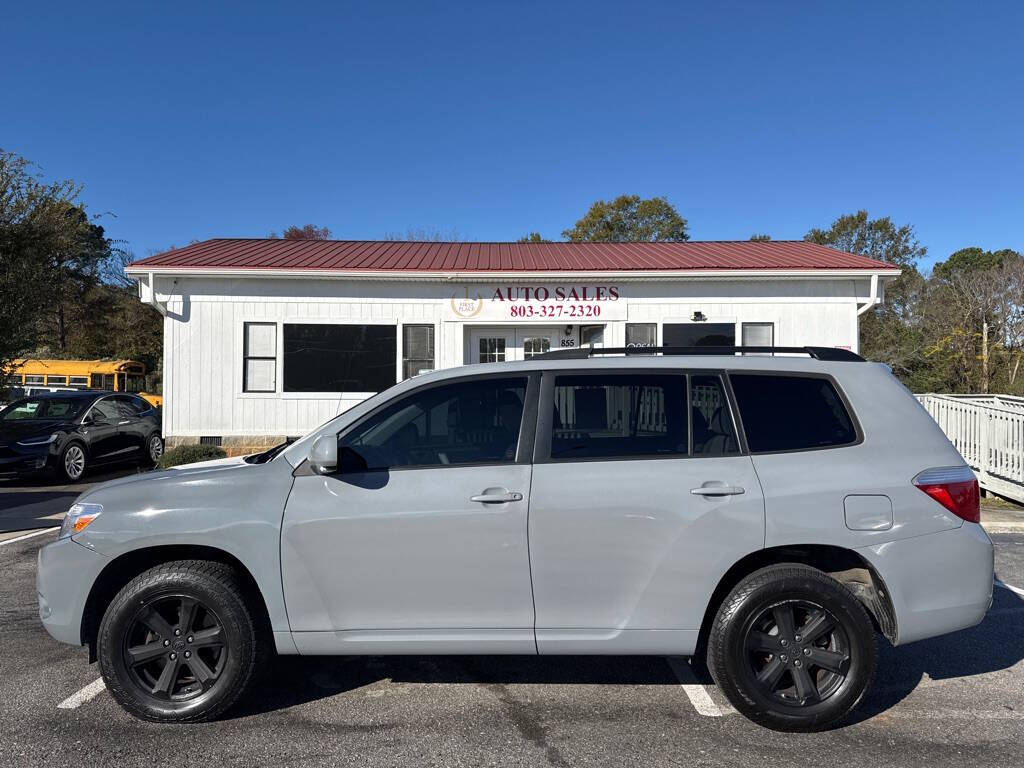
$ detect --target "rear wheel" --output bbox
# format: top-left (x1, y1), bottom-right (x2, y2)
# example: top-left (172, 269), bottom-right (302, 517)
top-left (98, 560), bottom-right (267, 722)
top-left (708, 563), bottom-right (877, 732)
top-left (142, 433), bottom-right (164, 467)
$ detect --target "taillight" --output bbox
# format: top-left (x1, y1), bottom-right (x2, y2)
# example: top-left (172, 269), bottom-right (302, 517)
top-left (913, 466), bottom-right (980, 523)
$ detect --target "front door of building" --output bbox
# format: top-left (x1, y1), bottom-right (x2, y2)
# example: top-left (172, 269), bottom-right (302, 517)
top-left (470, 327), bottom-right (563, 364)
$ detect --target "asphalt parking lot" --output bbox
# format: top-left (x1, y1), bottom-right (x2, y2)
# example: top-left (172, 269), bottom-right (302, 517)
top-left (2, 477), bottom-right (1023, 767)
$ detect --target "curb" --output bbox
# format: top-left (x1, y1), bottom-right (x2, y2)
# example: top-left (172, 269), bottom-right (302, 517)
top-left (982, 522), bottom-right (1024, 534)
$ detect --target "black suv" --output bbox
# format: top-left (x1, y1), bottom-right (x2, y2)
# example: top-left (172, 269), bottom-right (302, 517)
top-left (0, 391), bottom-right (163, 482)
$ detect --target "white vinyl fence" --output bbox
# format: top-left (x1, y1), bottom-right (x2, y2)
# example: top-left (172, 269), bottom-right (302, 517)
top-left (916, 393), bottom-right (1024, 503)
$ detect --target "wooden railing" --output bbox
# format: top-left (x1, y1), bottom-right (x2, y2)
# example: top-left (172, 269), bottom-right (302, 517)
top-left (917, 393), bottom-right (1024, 503)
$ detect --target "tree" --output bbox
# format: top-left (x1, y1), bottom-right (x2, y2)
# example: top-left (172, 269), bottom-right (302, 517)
top-left (517, 232), bottom-right (551, 243)
top-left (0, 150), bottom-right (99, 384)
top-left (562, 195), bottom-right (689, 242)
top-left (805, 211), bottom-right (927, 379)
top-left (269, 224), bottom-right (332, 240)
top-left (383, 226), bottom-right (460, 241)
top-left (749, 234), bottom-right (771, 241)
top-left (931, 247), bottom-right (1019, 283)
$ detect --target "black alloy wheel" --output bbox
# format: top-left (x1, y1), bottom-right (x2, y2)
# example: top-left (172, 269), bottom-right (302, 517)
top-left (122, 594), bottom-right (226, 701)
top-left (708, 563), bottom-right (877, 732)
top-left (98, 560), bottom-right (267, 722)
top-left (741, 599), bottom-right (851, 707)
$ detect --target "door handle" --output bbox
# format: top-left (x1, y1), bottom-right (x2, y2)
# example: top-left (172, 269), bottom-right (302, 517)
top-left (690, 483), bottom-right (745, 497)
top-left (470, 488), bottom-right (524, 503)
top-left (118, 420), bottom-right (131, 426)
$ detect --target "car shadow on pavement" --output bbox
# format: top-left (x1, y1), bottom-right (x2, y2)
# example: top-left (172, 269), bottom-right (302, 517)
top-left (851, 583), bottom-right (1024, 723)
top-left (229, 654), bottom-right (681, 719)
top-left (230, 585), bottom-right (1024, 723)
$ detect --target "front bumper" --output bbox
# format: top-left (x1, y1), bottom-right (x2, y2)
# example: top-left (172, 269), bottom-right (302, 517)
top-left (0, 443), bottom-right (52, 477)
top-left (37, 536), bottom-right (109, 646)
top-left (858, 522), bottom-right (994, 646)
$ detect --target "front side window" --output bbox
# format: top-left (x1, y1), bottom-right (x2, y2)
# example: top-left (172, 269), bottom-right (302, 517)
top-left (283, 324), bottom-right (397, 393)
top-left (549, 374), bottom-right (688, 460)
top-left (730, 374), bottom-right (857, 453)
top-left (90, 398), bottom-right (121, 423)
top-left (690, 375), bottom-right (740, 455)
top-left (338, 377), bottom-right (527, 471)
top-left (244, 322), bottom-right (277, 393)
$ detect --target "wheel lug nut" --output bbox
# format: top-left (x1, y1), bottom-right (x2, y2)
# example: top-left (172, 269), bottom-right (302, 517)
top-left (780, 654), bottom-right (788, 662)
top-left (780, 639), bottom-right (788, 647)
top-left (794, 660), bottom-right (802, 668)
top-left (794, 635), bottom-right (802, 642)
top-left (803, 648), bottom-right (811, 656)
top-left (169, 652), bottom-right (177, 660)
top-left (163, 640), bottom-right (170, 647)
top-left (184, 651), bottom-right (191, 658)
top-left (187, 636), bottom-right (193, 643)
top-left (174, 629), bottom-right (181, 636)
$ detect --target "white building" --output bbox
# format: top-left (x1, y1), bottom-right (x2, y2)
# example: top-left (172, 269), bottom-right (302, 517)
top-left (126, 239), bottom-right (899, 453)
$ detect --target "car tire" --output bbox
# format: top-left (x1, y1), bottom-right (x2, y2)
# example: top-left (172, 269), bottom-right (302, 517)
top-left (707, 563), bottom-right (877, 732)
top-left (98, 560), bottom-right (268, 723)
top-left (57, 441), bottom-right (88, 483)
top-left (142, 432), bottom-right (164, 467)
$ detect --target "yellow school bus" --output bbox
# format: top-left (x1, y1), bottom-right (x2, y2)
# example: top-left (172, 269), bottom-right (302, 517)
top-left (11, 359), bottom-right (163, 408)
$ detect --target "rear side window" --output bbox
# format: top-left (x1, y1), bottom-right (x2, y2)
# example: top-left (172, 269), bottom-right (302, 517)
top-left (550, 374), bottom-right (688, 460)
top-left (691, 375), bottom-right (740, 455)
top-left (730, 374), bottom-right (857, 453)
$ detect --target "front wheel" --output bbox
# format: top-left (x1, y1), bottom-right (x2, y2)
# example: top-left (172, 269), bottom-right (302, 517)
top-left (57, 442), bottom-right (87, 483)
top-left (708, 563), bottom-right (877, 732)
top-left (98, 560), bottom-right (267, 722)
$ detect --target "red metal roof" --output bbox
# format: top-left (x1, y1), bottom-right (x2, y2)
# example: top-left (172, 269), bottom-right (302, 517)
top-left (126, 239), bottom-right (897, 274)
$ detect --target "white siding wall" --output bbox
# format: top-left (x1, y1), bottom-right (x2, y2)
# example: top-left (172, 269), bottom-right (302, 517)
top-left (158, 276), bottom-right (869, 439)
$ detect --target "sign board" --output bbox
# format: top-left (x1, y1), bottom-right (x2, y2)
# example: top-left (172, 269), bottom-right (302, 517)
top-left (447, 285), bottom-right (626, 322)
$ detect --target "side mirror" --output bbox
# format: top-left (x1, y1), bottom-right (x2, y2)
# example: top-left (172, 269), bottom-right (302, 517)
top-left (309, 434), bottom-right (338, 475)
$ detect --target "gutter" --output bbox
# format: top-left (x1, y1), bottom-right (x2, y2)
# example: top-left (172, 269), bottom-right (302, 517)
top-left (124, 266), bottom-right (903, 283)
top-left (856, 274), bottom-right (880, 316)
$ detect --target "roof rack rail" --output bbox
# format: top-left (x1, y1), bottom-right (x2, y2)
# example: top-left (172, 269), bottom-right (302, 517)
top-left (538, 345), bottom-right (864, 362)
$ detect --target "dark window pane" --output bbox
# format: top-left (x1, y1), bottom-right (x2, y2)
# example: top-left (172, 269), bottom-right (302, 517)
top-left (690, 375), bottom-right (739, 455)
top-left (550, 374), bottom-right (687, 460)
top-left (730, 374), bottom-right (857, 453)
top-left (91, 398), bottom-right (120, 422)
top-left (283, 324), bottom-right (397, 393)
top-left (339, 377), bottom-right (527, 470)
top-left (402, 325), bottom-right (435, 379)
top-left (625, 323), bottom-right (656, 348)
top-left (664, 323), bottom-right (735, 350)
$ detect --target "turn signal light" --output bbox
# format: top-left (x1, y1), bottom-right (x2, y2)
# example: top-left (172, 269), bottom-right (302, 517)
top-left (913, 466), bottom-right (980, 524)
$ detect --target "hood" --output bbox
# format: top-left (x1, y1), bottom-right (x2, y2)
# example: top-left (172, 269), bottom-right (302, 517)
top-left (0, 419), bottom-right (72, 444)
top-left (77, 454), bottom-right (253, 498)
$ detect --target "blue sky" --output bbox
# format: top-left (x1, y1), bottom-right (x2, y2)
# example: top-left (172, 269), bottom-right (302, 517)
top-left (4, 1), bottom-right (1021, 269)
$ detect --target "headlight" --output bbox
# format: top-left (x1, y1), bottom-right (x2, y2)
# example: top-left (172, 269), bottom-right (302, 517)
top-left (16, 433), bottom-right (58, 447)
top-left (59, 503), bottom-right (102, 539)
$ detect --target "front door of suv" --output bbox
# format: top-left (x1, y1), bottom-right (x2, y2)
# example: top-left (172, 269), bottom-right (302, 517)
top-left (281, 373), bottom-right (540, 654)
top-left (528, 370), bottom-right (765, 654)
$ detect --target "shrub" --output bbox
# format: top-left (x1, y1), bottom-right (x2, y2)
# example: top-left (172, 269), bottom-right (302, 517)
top-left (157, 444), bottom-right (227, 469)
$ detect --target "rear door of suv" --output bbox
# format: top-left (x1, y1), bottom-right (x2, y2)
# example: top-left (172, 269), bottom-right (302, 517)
top-left (528, 369), bottom-right (765, 653)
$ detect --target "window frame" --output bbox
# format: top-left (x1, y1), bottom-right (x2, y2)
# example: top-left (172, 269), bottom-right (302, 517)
top-left (281, 321), bottom-right (398, 396)
top-left (535, 368), bottom-right (743, 464)
top-left (725, 370), bottom-right (863, 455)
top-left (401, 324), bottom-right (436, 380)
top-left (243, 322), bottom-right (278, 393)
top-left (326, 370), bottom-right (542, 474)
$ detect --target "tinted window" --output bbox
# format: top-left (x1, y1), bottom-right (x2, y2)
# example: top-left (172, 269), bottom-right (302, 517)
top-left (90, 398), bottom-right (121, 423)
top-left (0, 398), bottom-right (87, 421)
top-left (114, 395), bottom-right (147, 417)
top-left (550, 374), bottom-right (687, 460)
top-left (339, 377), bottom-right (527, 470)
top-left (691, 375), bottom-right (739, 455)
top-left (283, 324), bottom-right (397, 393)
top-left (730, 374), bottom-right (857, 452)
top-left (664, 323), bottom-right (735, 349)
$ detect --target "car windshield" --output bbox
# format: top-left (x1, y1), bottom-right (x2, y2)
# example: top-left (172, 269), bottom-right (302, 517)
top-left (0, 398), bottom-right (86, 421)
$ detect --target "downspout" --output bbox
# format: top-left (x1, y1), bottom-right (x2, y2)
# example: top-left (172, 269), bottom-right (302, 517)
top-left (145, 271), bottom-right (167, 317)
top-left (856, 273), bottom-right (879, 316)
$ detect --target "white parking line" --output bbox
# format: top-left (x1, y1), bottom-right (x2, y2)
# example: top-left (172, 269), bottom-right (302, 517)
top-left (58, 678), bottom-right (106, 709)
top-left (667, 657), bottom-right (729, 717)
top-left (995, 579), bottom-right (1024, 598)
top-left (0, 527), bottom-right (60, 547)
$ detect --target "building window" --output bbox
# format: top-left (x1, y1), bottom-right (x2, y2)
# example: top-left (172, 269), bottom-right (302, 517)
top-left (625, 323), bottom-right (656, 348)
top-left (47, 375), bottom-right (67, 385)
top-left (283, 324), bottom-right (397, 393)
top-left (478, 337), bottom-right (506, 363)
top-left (741, 322), bottom-right (774, 353)
top-left (69, 375), bottom-right (89, 387)
top-left (664, 323), bottom-right (736, 349)
top-left (402, 325), bottom-right (435, 379)
top-left (243, 322), bottom-right (277, 393)
top-left (24, 375), bottom-right (44, 385)
top-left (522, 336), bottom-right (551, 358)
